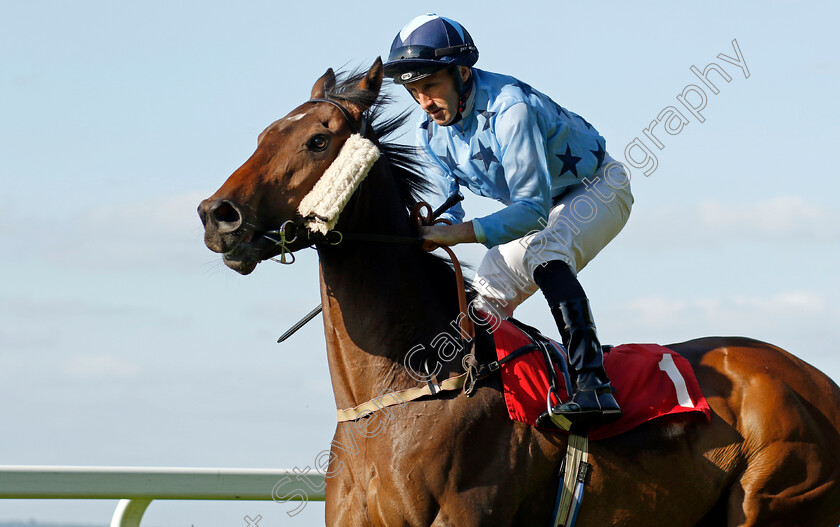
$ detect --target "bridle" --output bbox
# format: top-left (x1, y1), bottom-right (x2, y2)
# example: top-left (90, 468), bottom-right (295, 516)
top-left (260, 96), bottom-right (432, 264)
top-left (263, 97), bottom-right (479, 398)
top-left (308, 97), bottom-right (368, 136)
top-left (262, 193), bottom-right (462, 264)
top-left (262, 195), bottom-right (473, 342)
top-left (260, 97), bottom-right (377, 265)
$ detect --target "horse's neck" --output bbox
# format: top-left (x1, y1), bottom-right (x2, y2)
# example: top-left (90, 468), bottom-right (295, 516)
top-left (317, 166), bottom-right (462, 410)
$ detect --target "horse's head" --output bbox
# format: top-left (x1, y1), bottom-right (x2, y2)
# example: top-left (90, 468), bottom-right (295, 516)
top-left (198, 58), bottom-right (384, 274)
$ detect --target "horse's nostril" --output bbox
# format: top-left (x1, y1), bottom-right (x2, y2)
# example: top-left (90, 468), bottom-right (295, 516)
top-left (208, 199), bottom-right (243, 233)
top-left (214, 202), bottom-right (239, 223)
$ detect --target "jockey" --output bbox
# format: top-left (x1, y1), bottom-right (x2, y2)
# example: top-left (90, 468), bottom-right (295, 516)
top-left (383, 14), bottom-right (633, 426)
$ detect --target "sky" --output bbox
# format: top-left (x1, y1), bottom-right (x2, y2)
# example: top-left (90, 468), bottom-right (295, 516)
top-left (1, 0), bottom-right (839, 525)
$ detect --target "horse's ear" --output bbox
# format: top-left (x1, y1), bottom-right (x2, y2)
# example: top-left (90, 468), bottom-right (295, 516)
top-left (311, 68), bottom-right (336, 100)
top-left (354, 57), bottom-right (383, 110)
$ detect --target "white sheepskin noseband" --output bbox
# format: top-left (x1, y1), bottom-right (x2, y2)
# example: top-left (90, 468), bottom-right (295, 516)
top-left (297, 133), bottom-right (380, 235)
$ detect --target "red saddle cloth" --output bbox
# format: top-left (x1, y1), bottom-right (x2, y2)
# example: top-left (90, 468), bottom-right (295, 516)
top-left (492, 319), bottom-right (711, 441)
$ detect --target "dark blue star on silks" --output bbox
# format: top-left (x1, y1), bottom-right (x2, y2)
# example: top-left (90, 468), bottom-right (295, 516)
top-left (471, 140), bottom-right (500, 171)
top-left (513, 81), bottom-right (536, 98)
top-left (590, 141), bottom-right (606, 169)
top-left (439, 150), bottom-right (459, 173)
top-left (575, 114), bottom-right (593, 130)
top-left (556, 144), bottom-right (582, 178)
top-left (553, 102), bottom-right (571, 119)
top-left (420, 118), bottom-right (433, 142)
top-left (478, 109), bottom-right (496, 131)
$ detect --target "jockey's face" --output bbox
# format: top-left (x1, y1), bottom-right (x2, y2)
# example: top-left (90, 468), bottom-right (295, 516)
top-left (405, 66), bottom-right (470, 126)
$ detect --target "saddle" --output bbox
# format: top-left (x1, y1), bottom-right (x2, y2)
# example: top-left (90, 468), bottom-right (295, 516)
top-left (481, 317), bottom-right (711, 441)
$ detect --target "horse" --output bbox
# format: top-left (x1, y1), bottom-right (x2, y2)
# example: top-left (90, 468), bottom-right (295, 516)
top-left (198, 58), bottom-right (840, 526)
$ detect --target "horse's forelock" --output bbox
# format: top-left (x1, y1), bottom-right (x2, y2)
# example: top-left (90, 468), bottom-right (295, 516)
top-left (319, 69), bottom-right (474, 297)
top-left (321, 69), bottom-right (433, 211)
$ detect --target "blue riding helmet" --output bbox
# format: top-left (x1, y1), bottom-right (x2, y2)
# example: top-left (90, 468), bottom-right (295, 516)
top-left (383, 13), bottom-right (479, 85)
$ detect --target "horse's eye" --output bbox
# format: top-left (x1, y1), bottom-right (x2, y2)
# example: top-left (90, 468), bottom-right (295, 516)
top-left (307, 134), bottom-right (329, 152)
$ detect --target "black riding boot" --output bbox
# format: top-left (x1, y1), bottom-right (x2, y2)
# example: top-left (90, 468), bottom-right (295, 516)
top-left (550, 298), bottom-right (622, 424)
top-left (533, 261), bottom-right (622, 426)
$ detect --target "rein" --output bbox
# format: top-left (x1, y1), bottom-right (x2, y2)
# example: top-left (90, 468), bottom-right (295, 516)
top-left (270, 97), bottom-right (479, 419)
top-left (328, 200), bottom-right (480, 421)
top-left (272, 200), bottom-right (481, 422)
top-left (265, 192), bottom-right (464, 263)
top-left (270, 192), bottom-right (466, 340)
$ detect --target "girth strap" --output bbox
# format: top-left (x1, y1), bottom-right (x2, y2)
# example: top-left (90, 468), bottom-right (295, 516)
top-left (552, 433), bottom-right (590, 527)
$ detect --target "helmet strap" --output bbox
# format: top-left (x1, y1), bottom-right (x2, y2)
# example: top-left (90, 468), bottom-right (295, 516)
top-left (442, 66), bottom-right (473, 127)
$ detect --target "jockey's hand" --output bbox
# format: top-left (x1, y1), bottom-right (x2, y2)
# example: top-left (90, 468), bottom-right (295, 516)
top-left (419, 222), bottom-right (477, 252)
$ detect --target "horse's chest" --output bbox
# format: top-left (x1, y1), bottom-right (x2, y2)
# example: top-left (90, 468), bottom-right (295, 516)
top-left (327, 432), bottom-right (442, 525)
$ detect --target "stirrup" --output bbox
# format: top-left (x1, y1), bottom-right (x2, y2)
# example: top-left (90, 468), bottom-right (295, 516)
top-left (551, 385), bottom-right (622, 425)
top-left (536, 389), bottom-right (572, 430)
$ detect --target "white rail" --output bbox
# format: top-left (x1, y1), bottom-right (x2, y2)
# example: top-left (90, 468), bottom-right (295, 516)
top-left (0, 465), bottom-right (325, 527)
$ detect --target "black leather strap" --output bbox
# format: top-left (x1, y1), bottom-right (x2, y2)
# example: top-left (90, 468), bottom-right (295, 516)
top-left (474, 343), bottom-right (539, 381)
top-left (307, 98), bottom-right (367, 136)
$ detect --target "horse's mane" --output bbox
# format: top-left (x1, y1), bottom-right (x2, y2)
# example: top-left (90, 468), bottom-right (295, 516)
top-left (322, 69), bottom-right (432, 212)
top-left (323, 69), bottom-right (477, 299)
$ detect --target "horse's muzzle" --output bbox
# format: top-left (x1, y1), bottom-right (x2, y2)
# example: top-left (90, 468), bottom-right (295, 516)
top-left (199, 198), bottom-right (242, 234)
top-left (198, 198), bottom-right (246, 251)
top-left (198, 197), bottom-right (291, 275)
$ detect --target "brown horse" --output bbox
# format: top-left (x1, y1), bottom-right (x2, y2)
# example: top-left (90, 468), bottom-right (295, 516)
top-left (198, 58), bottom-right (840, 526)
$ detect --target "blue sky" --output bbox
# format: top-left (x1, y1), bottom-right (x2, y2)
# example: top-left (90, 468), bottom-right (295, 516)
top-left (1, 1), bottom-right (839, 525)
